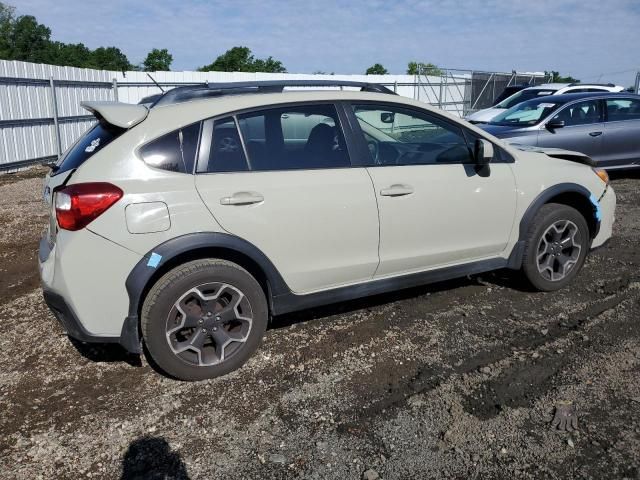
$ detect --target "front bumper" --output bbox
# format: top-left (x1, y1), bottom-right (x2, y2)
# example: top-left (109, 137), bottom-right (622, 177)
top-left (591, 185), bottom-right (616, 249)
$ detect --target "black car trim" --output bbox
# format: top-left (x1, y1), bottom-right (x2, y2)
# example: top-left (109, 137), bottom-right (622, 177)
top-left (506, 182), bottom-right (600, 269)
top-left (271, 258), bottom-right (508, 315)
top-left (125, 231), bottom-right (291, 318)
top-left (42, 289), bottom-right (142, 352)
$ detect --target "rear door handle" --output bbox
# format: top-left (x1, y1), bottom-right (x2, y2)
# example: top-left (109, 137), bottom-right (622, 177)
top-left (380, 184), bottom-right (414, 197)
top-left (589, 131), bottom-right (603, 137)
top-left (220, 192), bottom-right (264, 205)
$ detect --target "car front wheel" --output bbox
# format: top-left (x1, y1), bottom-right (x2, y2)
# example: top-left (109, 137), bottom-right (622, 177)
top-left (521, 203), bottom-right (590, 291)
top-left (141, 259), bottom-right (268, 381)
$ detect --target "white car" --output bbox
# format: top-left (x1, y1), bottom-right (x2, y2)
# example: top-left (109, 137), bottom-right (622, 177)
top-left (39, 80), bottom-right (616, 380)
top-left (466, 83), bottom-right (625, 124)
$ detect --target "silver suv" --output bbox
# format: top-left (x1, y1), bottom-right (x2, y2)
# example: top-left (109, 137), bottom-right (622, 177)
top-left (39, 80), bottom-right (616, 380)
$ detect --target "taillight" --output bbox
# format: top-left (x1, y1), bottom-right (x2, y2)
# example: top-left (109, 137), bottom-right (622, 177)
top-left (55, 182), bottom-right (123, 231)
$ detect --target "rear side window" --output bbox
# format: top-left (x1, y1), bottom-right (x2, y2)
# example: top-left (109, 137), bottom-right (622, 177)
top-left (52, 122), bottom-right (124, 176)
top-left (139, 123), bottom-right (200, 173)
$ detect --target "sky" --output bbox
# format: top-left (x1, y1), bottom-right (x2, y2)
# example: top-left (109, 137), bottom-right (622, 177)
top-left (14, 0), bottom-right (640, 87)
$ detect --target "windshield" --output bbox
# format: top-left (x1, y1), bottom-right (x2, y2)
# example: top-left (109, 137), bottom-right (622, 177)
top-left (489, 97), bottom-right (566, 127)
top-left (52, 121), bottom-right (125, 176)
top-left (496, 88), bottom-right (558, 109)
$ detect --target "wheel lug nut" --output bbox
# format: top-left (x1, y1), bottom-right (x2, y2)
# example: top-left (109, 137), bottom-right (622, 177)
top-left (212, 327), bottom-right (218, 331)
top-left (201, 328), bottom-right (207, 333)
top-left (207, 312), bottom-right (212, 317)
top-left (215, 316), bottom-right (221, 321)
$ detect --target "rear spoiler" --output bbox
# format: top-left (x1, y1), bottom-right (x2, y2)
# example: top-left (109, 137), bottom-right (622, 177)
top-left (81, 101), bottom-right (148, 129)
top-left (510, 144), bottom-right (596, 167)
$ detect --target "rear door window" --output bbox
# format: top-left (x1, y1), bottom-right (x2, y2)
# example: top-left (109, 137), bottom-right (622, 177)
top-left (237, 104), bottom-right (351, 171)
top-left (606, 98), bottom-right (640, 122)
top-left (52, 122), bottom-right (124, 176)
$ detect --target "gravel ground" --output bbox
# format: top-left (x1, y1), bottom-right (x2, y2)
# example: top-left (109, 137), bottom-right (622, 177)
top-left (0, 167), bottom-right (639, 480)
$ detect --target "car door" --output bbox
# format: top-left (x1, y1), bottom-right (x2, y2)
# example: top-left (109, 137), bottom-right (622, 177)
top-left (346, 103), bottom-right (517, 278)
top-left (194, 103), bottom-right (380, 294)
top-left (599, 97), bottom-right (640, 167)
top-left (537, 98), bottom-right (605, 162)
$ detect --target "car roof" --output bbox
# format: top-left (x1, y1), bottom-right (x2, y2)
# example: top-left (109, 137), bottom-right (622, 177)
top-left (530, 91), bottom-right (640, 103)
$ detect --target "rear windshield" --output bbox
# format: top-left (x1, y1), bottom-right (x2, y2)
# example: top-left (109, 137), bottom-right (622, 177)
top-left (52, 121), bottom-right (125, 176)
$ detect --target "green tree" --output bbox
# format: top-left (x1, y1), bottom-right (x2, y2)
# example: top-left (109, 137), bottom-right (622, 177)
top-left (8, 14), bottom-right (51, 63)
top-left (198, 46), bottom-right (286, 73)
top-left (47, 41), bottom-right (92, 68)
top-left (407, 61), bottom-right (443, 76)
top-left (143, 48), bottom-right (173, 71)
top-left (366, 63), bottom-right (388, 75)
top-left (545, 70), bottom-right (580, 83)
top-left (0, 1), bottom-right (133, 70)
top-left (89, 46), bottom-right (132, 71)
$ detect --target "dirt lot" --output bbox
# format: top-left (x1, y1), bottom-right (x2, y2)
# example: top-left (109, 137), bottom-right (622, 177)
top-left (0, 167), bottom-right (639, 479)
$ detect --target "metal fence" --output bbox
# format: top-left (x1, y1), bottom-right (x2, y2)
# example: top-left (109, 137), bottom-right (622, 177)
top-left (0, 59), bottom-right (553, 171)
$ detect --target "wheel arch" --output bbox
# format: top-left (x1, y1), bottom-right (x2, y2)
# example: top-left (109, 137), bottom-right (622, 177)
top-left (507, 182), bottom-right (600, 269)
top-left (125, 232), bottom-right (290, 326)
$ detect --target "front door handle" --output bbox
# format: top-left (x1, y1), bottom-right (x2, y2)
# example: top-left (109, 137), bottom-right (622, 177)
top-left (220, 192), bottom-right (264, 205)
top-left (380, 184), bottom-right (414, 197)
top-left (589, 131), bottom-right (603, 137)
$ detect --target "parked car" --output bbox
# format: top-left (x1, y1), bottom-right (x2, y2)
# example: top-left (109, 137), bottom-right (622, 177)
top-left (39, 80), bottom-right (615, 380)
top-left (492, 83), bottom-right (531, 105)
top-left (479, 92), bottom-right (640, 169)
top-left (466, 83), bottom-right (625, 124)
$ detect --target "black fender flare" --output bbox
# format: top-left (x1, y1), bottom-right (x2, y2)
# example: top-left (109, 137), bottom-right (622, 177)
top-left (121, 232), bottom-right (291, 352)
top-left (507, 182), bottom-right (599, 269)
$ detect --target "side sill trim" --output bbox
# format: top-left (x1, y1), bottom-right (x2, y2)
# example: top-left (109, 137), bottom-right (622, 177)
top-left (271, 257), bottom-right (507, 315)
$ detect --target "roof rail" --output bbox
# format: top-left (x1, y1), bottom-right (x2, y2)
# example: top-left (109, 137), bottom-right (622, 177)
top-left (151, 80), bottom-right (396, 107)
top-left (567, 82), bottom-right (615, 87)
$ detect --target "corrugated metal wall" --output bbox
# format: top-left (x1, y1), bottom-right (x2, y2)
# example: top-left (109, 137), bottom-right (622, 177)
top-left (0, 61), bottom-right (115, 168)
top-left (0, 60), bottom-right (472, 169)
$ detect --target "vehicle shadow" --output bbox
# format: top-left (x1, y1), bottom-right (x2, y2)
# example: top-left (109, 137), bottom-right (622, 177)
top-left (69, 337), bottom-right (142, 367)
top-left (270, 270), bottom-right (528, 330)
top-left (120, 436), bottom-right (190, 479)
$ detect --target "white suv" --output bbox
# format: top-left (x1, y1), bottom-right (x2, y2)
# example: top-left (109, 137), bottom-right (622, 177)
top-left (466, 83), bottom-right (625, 124)
top-left (39, 80), bottom-right (616, 380)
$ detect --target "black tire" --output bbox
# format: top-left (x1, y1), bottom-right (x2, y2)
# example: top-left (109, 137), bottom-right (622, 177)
top-left (521, 203), bottom-right (590, 291)
top-left (141, 259), bottom-right (268, 381)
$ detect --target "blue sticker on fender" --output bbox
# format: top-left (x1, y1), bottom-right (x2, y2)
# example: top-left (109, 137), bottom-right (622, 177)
top-left (147, 252), bottom-right (162, 268)
top-left (589, 194), bottom-right (602, 222)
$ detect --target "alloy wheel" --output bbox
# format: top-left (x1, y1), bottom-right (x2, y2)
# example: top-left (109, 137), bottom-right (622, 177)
top-left (536, 220), bottom-right (582, 282)
top-left (165, 283), bottom-right (253, 366)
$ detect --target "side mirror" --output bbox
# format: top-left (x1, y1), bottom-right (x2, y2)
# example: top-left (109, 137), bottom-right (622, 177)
top-left (546, 119), bottom-right (565, 130)
top-left (380, 112), bottom-right (395, 124)
top-left (474, 138), bottom-right (494, 166)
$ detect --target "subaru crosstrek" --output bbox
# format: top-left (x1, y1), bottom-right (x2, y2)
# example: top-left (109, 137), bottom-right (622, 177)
top-left (39, 80), bottom-right (616, 381)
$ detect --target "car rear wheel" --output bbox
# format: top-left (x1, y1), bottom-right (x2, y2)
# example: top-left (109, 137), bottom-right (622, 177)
top-left (141, 259), bottom-right (268, 381)
top-left (521, 203), bottom-right (590, 291)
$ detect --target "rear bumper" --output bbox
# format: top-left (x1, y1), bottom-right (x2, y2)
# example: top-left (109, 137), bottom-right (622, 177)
top-left (39, 228), bottom-right (142, 354)
top-left (42, 288), bottom-right (140, 353)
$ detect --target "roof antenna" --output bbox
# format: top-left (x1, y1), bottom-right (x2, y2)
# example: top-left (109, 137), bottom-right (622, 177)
top-left (146, 73), bottom-right (165, 93)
